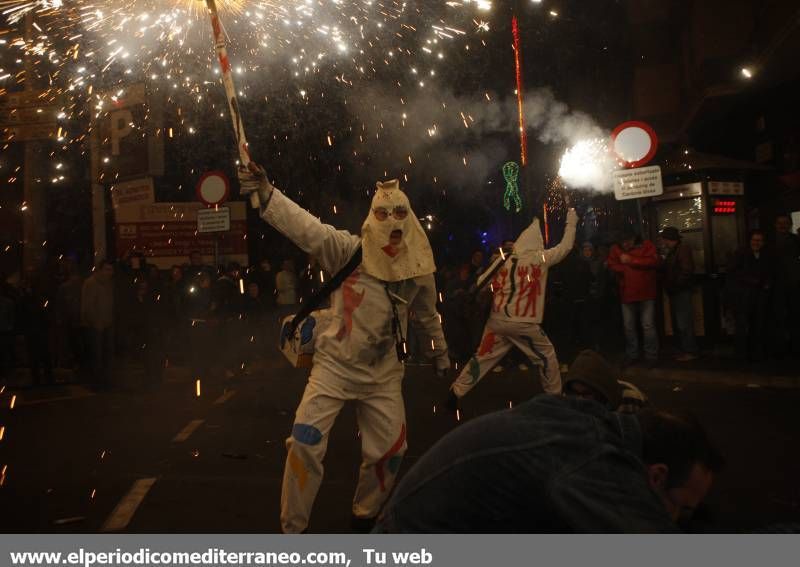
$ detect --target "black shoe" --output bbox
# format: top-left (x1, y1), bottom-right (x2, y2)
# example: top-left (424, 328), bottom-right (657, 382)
top-left (350, 515), bottom-right (376, 533)
top-left (444, 390), bottom-right (460, 412)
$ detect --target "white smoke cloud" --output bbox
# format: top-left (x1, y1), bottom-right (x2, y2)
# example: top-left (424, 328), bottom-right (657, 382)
top-left (347, 86), bottom-right (613, 193)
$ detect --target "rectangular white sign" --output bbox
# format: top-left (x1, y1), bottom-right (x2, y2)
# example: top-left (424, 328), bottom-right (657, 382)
top-left (613, 165), bottom-right (664, 201)
top-left (197, 207), bottom-right (231, 233)
top-left (111, 177), bottom-right (155, 210)
top-left (708, 181), bottom-right (744, 195)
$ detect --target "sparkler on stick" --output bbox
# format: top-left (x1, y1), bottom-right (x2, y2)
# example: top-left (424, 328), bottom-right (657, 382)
top-left (511, 16), bottom-right (527, 167)
top-left (203, 0), bottom-right (260, 208)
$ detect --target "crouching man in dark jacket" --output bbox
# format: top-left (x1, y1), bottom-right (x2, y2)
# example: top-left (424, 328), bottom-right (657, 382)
top-left (375, 394), bottom-right (722, 533)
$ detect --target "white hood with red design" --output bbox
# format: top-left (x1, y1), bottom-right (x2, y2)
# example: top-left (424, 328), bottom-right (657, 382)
top-left (360, 180), bottom-right (436, 283)
top-left (490, 209), bottom-right (578, 324)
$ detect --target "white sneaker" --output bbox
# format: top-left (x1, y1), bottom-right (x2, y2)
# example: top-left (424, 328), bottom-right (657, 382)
top-left (492, 365), bottom-right (505, 373)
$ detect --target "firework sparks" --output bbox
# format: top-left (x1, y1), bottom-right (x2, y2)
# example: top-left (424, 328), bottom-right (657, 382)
top-left (557, 138), bottom-right (615, 192)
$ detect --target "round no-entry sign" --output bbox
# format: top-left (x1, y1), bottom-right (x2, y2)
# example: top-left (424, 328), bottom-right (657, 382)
top-left (611, 121), bottom-right (658, 168)
top-left (196, 171), bottom-right (230, 206)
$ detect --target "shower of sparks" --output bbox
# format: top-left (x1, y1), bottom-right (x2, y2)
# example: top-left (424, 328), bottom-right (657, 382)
top-left (511, 15), bottom-right (526, 166)
top-left (557, 138), bottom-right (615, 192)
top-left (0, 0), bottom-right (494, 156)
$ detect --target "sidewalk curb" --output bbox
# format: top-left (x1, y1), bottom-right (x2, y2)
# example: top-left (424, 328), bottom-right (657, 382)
top-left (626, 367), bottom-right (800, 389)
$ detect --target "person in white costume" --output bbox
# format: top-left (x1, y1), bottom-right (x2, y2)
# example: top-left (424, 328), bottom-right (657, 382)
top-left (239, 164), bottom-right (449, 533)
top-left (448, 208), bottom-right (578, 407)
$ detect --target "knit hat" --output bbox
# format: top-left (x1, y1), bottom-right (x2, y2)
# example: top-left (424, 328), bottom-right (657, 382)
top-left (659, 226), bottom-right (681, 241)
top-left (563, 350), bottom-right (622, 409)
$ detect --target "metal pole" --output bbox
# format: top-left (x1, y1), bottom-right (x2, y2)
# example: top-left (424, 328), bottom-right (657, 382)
top-left (636, 197), bottom-right (645, 238)
top-left (204, 0), bottom-right (260, 208)
top-left (89, 113), bottom-right (107, 265)
top-left (22, 11), bottom-right (46, 273)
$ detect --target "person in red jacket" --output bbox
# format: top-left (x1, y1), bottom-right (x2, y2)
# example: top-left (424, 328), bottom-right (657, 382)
top-left (607, 230), bottom-right (660, 366)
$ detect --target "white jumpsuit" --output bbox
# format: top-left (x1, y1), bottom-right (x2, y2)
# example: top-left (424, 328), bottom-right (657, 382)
top-left (451, 211), bottom-right (577, 398)
top-left (261, 189), bottom-right (449, 533)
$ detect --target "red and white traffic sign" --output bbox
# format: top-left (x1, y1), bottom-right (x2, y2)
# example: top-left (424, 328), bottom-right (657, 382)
top-left (611, 121), bottom-right (658, 168)
top-left (196, 171), bottom-right (230, 207)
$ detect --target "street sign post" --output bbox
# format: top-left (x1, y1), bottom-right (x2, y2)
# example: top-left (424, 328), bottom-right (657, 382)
top-left (196, 171), bottom-right (230, 207)
top-left (612, 165), bottom-right (664, 201)
top-left (196, 171), bottom-right (232, 268)
top-left (611, 121), bottom-right (659, 168)
top-left (197, 207), bottom-right (231, 234)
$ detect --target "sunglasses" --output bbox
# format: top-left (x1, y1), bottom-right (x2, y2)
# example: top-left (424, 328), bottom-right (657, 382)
top-left (373, 206), bottom-right (409, 221)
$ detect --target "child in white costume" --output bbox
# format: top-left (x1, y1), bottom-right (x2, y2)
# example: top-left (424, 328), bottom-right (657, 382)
top-left (239, 166), bottom-right (449, 533)
top-left (450, 209), bottom-right (577, 402)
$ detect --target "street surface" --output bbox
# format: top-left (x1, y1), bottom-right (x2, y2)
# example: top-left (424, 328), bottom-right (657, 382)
top-left (1, 350), bottom-right (799, 533)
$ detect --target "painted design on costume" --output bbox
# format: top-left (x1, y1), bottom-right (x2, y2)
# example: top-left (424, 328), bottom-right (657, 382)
top-left (466, 357), bottom-right (481, 384)
top-left (478, 332), bottom-right (496, 356)
top-left (375, 424), bottom-right (407, 492)
top-left (514, 264), bottom-right (542, 317)
top-left (522, 335), bottom-right (548, 373)
top-left (299, 317), bottom-right (316, 346)
top-left (288, 451), bottom-right (309, 491)
top-left (292, 423), bottom-right (323, 445)
top-left (336, 271), bottom-right (365, 340)
top-left (381, 244), bottom-right (399, 257)
top-left (504, 258), bottom-right (518, 317)
top-left (491, 268), bottom-right (509, 313)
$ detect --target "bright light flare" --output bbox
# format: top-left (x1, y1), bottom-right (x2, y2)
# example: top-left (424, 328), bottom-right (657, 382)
top-left (558, 139), bottom-right (614, 192)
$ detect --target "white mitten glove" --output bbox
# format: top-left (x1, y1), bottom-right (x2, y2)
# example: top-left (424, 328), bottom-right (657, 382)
top-left (566, 207), bottom-right (578, 225)
top-left (237, 163), bottom-right (274, 208)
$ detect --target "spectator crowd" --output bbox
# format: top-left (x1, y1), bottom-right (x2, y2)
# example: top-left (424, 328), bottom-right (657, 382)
top-left (1, 212), bottom-right (797, 389)
top-left (0, 250), bottom-right (328, 389)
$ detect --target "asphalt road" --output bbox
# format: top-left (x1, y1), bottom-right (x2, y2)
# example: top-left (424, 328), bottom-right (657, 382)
top-left (1, 353), bottom-right (799, 533)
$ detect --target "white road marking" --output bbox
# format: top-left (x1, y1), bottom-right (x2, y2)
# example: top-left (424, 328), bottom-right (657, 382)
top-left (101, 477), bottom-right (157, 532)
top-left (213, 390), bottom-right (237, 405)
top-left (172, 419), bottom-right (205, 442)
top-left (18, 386), bottom-right (95, 406)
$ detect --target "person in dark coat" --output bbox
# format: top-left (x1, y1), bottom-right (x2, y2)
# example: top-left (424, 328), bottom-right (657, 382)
top-left (726, 230), bottom-right (773, 362)
top-left (659, 227), bottom-right (699, 361)
top-left (770, 214), bottom-right (800, 358)
top-left (19, 270), bottom-right (54, 386)
top-left (375, 395), bottom-right (722, 533)
top-left (56, 260), bottom-right (85, 373)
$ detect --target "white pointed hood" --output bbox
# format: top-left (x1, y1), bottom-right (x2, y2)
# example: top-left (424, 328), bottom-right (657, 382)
top-left (512, 217), bottom-right (546, 264)
top-left (360, 180), bottom-right (436, 282)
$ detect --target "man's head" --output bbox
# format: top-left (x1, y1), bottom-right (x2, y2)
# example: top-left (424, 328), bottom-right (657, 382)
top-left (171, 265), bottom-right (183, 282)
top-left (471, 250), bottom-right (484, 268)
top-left (581, 242), bottom-right (595, 259)
top-left (96, 260), bottom-right (114, 282)
top-left (619, 229), bottom-right (639, 252)
top-left (226, 262), bottom-right (241, 279)
top-left (360, 179), bottom-right (435, 282)
top-left (281, 259), bottom-right (294, 273)
top-left (366, 180), bottom-right (411, 249)
top-left (750, 229), bottom-right (765, 253)
top-left (129, 252), bottom-right (144, 271)
top-left (136, 280), bottom-right (149, 298)
top-left (189, 251), bottom-right (203, 266)
top-left (501, 240), bottom-right (516, 255)
top-left (775, 214), bottom-right (792, 235)
top-left (659, 226), bottom-right (681, 250)
top-left (637, 410), bottom-right (723, 524)
top-left (563, 350), bottom-right (621, 409)
top-left (247, 281), bottom-right (260, 298)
